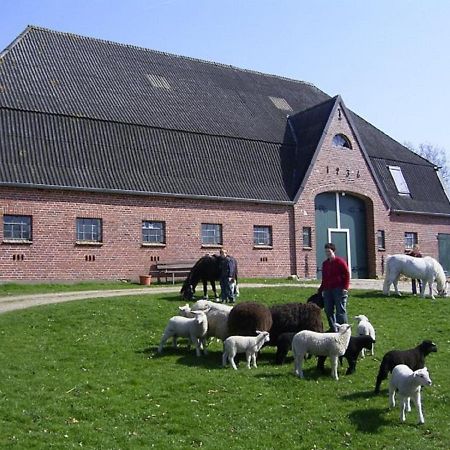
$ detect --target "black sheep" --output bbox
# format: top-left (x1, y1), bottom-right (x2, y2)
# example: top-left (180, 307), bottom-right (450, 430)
top-left (374, 340), bottom-right (437, 393)
top-left (269, 302), bottom-right (323, 347)
top-left (227, 302), bottom-right (273, 337)
top-left (274, 332), bottom-right (296, 365)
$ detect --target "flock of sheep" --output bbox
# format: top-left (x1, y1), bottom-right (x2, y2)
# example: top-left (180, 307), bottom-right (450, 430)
top-left (157, 294), bottom-right (437, 424)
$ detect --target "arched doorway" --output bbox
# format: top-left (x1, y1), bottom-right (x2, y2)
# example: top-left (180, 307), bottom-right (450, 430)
top-left (315, 192), bottom-right (368, 279)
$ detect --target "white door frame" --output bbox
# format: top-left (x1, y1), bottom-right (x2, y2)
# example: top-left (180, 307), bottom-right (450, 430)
top-left (328, 228), bottom-right (352, 279)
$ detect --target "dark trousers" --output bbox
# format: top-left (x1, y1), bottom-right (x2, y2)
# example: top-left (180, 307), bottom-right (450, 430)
top-left (412, 279), bottom-right (422, 295)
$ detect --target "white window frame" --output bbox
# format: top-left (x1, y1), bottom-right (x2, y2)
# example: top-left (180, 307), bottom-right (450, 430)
top-left (253, 225), bottom-right (272, 246)
top-left (142, 220), bottom-right (166, 244)
top-left (201, 223), bottom-right (222, 246)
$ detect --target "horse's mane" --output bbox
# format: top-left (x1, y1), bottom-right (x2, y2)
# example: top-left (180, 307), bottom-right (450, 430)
top-left (425, 256), bottom-right (447, 288)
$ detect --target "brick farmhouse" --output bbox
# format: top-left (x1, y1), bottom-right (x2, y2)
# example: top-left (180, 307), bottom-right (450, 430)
top-left (1, 26), bottom-right (449, 282)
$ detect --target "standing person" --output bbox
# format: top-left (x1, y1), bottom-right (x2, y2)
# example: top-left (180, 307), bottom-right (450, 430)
top-left (407, 244), bottom-right (423, 295)
top-left (318, 242), bottom-right (350, 332)
top-left (219, 249), bottom-right (237, 303)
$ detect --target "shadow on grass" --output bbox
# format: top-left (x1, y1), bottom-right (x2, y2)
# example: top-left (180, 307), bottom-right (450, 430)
top-left (348, 407), bottom-right (390, 433)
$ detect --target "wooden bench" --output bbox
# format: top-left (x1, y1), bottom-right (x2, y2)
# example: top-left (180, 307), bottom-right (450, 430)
top-left (155, 260), bottom-right (197, 284)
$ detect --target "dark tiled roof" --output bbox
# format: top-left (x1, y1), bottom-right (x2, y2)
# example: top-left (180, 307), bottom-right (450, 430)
top-left (0, 109), bottom-right (295, 202)
top-left (0, 26), bottom-right (328, 143)
top-left (0, 26), bottom-right (449, 214)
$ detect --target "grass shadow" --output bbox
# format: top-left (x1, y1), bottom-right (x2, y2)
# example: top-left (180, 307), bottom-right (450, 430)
top-left (348, 407), bottom-right (391, 433)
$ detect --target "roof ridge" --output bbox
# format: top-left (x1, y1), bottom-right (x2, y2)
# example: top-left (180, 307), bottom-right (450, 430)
top-left (22, 25), bottom-right (325, 93)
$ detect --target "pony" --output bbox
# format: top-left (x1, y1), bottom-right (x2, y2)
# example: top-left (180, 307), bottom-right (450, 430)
top-left (383, 254), bottom-right (447, 299)
top-left (180, 254), bottom-right (238, 300)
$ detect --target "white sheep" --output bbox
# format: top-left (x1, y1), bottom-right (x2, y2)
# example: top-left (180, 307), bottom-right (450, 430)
top-left (222, 331), bottom-right (270, 370)
top-left (157, 309), bottom-right (209, 357)
top-left (389, 364), bottom-right (432, 424)
top-left (292, 323), bottom-right (352, 380)
top-left (354, 314), bottom-right (376, 357)
top-left (191, 299), bottom-right (233, 342)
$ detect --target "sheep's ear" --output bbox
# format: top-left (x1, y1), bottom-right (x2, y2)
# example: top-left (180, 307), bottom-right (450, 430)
top-left (255, 330), bottom-right (261, 335)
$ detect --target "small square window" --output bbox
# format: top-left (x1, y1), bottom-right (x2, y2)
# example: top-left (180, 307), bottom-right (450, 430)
top-left (254, 226), bottom-right (272, 246)
top-left (404, 232), bottom-right (418, 250)
top-left (302, 227), bottom-right (312, 248)
top-left (201, 223), bottom-right (222, 245)
top-left (377, 230), bottom-right (385, 250)
top-left (142, 221), bottom-right (165, 244)
top-left (76, 218), bottom-right (102, 242)
top-left (3, 215), bottom-right (32, 241)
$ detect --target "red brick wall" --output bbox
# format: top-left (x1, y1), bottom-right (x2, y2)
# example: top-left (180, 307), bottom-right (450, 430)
top-left (294, 104), bottom-right (450, 279)
top-left (0, 187), bottom-right (295, 281)
top-left (1, 104), bottom-right (449, 282)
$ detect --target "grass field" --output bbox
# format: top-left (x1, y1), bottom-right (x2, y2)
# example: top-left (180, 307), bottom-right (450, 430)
top-left (0, 286), bottom-right (448, 449)
top-left (0, 278), bottom-right (306, 298)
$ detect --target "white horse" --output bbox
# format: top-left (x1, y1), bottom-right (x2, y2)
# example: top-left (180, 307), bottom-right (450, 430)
top-left (383, 255), bottom-right (448, 299)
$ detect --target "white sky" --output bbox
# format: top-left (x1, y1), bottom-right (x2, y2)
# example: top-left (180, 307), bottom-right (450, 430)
top-left (1, 0), bottom-right (449, 160)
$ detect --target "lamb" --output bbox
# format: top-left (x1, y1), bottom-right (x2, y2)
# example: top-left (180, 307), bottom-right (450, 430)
top-left (354, 314), bottom-right (376, 357)
top-left (227, 302), bottom-right (273, 337)
top-left (157, 309), bottom-right (209, 357)
top-left (318, 335), bottom-right (375, 375)
top-left (389, 364), bottom-right (432, 424)
top-left (222, 331), bottom-right (270, 370)
top-left (292, 323), bottom-right (352, 380)
top-left (374, 340), bottom-right (437, 393)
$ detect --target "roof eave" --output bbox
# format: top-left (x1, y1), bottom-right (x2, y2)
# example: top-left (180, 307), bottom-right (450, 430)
top-left (389, 208), bottom-right (450, 218)
top-left (0, 182), bottom-right (294, 206)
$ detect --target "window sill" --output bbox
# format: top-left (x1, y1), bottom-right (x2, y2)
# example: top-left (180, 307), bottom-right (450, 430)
top-left (75, 241), bottom-right (103, 246)
top-left (201, 244), bottom-right (223, 249)
top-left (378, 248), bottom-right (386, 252)
top-left (303, 246), bottom-right (312, 251)
top-left (141, 243), bottom-right (166, 248)
top-left (2, 239), bottom-right (33, 245)
top-left (253, 245), bottom-right (273, 250)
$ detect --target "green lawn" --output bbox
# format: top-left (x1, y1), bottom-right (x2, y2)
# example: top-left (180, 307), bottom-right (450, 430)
top-left (0, 287), bottom-right (448, 449)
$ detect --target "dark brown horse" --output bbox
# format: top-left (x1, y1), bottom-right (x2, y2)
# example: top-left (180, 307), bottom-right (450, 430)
top-left (181, 254), bottom-right (238, 300)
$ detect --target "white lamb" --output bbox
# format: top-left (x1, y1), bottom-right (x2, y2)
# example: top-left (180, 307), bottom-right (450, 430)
top-left (292, 323), bottom-right (352, 380)
top-left (354, 315), bottom-right (376, 357)
top-left (191, 299), bottom-right (233, 342)
top-left (157, 309), bottom-right (209, 357)
top-left (389, 364), bottom-right (432, 424)
top-left (222, 331), bottom-right (270, 370)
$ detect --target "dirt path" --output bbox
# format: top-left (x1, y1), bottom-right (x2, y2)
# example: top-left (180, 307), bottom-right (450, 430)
top-left (0, 279), bottom-right (398, 314)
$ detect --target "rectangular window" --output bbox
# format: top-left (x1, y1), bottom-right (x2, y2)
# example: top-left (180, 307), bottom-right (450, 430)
top-left (201, 223), bottom-right (222, 245)
top-left (302, 227), bottom-right (312, 248)
top-left (3, 215), bottom-right (32, 241)
top-left (388, 165), bottom-right (410, 195)
top-left (254, 225), bottom-right (272, 246)
top-left (142, 221), bottom-right (165, 244)
top-left (76, 218), bottom-right (102, 242)
top-left (377, 230), bottom-right (385, 250)
top-left (404, 232), bottom-right (418, 250)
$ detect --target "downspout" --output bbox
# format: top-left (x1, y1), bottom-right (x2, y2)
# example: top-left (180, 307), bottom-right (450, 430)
top-left (287, 115), bottom-right (299, 276)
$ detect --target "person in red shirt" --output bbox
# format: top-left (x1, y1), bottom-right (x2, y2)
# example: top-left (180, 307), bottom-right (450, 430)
top-left (318, 242), bottom-right (350, 332)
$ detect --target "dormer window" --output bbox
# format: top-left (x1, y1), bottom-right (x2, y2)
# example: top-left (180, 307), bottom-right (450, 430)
top-left (388, 165), bottom-right (411, 196)
top-left (332, 133), bottom-right (352, 149)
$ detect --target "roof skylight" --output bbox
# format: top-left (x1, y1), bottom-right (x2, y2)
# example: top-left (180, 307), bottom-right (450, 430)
top-left (269, 96), bottom-right (293, 112)
top-left (146, 74), bottom-right (171, 90)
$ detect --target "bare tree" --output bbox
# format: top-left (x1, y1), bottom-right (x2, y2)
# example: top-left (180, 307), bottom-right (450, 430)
top-left (404, 141), bottom-right (450, 189)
